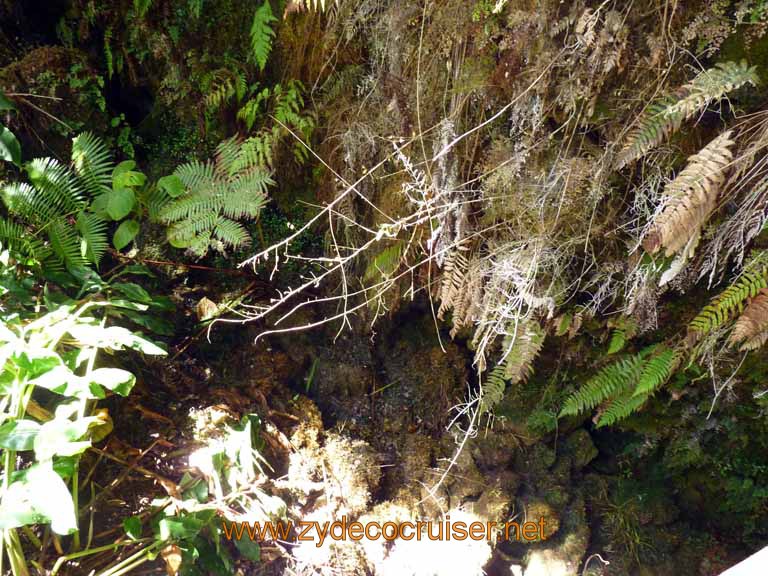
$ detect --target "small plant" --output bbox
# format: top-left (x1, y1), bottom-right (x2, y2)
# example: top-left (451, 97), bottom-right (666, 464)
top-left (559, 344), bottom-right (680, 427)
top-left (0, 132), bottom-right (151, 269)
top-left (158, 137), bottom-right (273, 258)
top-left (0, 255), bottom-right (167, 576)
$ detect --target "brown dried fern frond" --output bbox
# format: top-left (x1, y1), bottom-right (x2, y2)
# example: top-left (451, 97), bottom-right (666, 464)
top-left (643, 130), bottom-right (735, 257)
top-left (728, 288), bottom-right (768, 350)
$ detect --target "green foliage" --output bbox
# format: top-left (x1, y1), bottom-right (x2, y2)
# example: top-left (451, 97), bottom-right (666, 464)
top-left (480, 363), bottom-right (508, 415)
top-left (560, 344), bottom-right (679, 427)
top-left (0, 257), bottom-right (166, 569)
top-left (616, 61), bottom-right (759, 168)
top-left (0, 125), bottom-right (22, 166)
top-left (236, 80), bottom-right (316, 166)
top-left (479, 325), bottom-right (544, 415)
top-left (204, 68), bottom-right (248, 113)
top-left (249, 1), bottom-right (278, 72)
top-left (607, 317), bottom-right (637, 354)
top-left (688, 260), bottom-right (768, 339)
top-left (364, 241), bottom-right (405, 283)
top-left (159, 138), bottom-right (273, 257)
top-left (0, 134), bottom-right (151, 269)
top-left (120, 413), bottom-right (278, 574)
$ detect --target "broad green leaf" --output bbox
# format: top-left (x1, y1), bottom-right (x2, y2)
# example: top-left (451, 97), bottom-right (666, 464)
top-left (124, 516), bottom-right (143, 540)
top-left (53, 455), bottom-right (79, 479)
top-left (157, 174), bottom-right (185, 198)
top-left (111, 282), bottom-right (152, 304)
top-left (0, 92), bottom-right (17, 111)
top-left (113, 219), bottom-right (140, 250)
top-left (106, 187), bottom-right (136, 220)
top-left (34, 416), bottom-right (96, 460)
top-left (158, 514), bottom-right (206, 540)
top-left (0, 125), bottom-right (21, 166)
top-left (87, 367), bottom-right (136, 396)
top-left (122, 310), bottom-right (174, 336)
top-left (0, 419), bottom-right (41, 450)
top-left (29, 365), bottom-right (78, 395)
top-left (112, 160), bottom-right (136, 177)
top-left (113, 167), bottom-right (146, 190)
top-left (235, 536), bottom-right (261, 562)
top-left (149, 295), bottom-right (175, 312)
top-left (24, 304), bottom-right (74, 334)
top-left (14, 349), bottom-right (63, 379)
top-left (0, 462), bottom-right (77, 534)
top-left (67, 324), bottom-right (166, 355)
top-left (90, 194), bottom-right (110, 220)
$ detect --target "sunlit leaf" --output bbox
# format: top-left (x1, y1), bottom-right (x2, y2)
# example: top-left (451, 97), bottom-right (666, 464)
top-left (0, 419), bottom-right (41, 450)
top-left (0, 462), bottom-right (77, 534)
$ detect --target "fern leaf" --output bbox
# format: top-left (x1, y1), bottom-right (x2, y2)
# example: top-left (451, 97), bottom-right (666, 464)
top-left (479, 363), bottom-right (508, 415)
top-left (0, 217), bottom-right (54, 266)
top-left (75, 211), bottom-right (109, 266)
top-left (250, 1), bottom-right (277, 72)
top-left (560, 353), bottom-right (646, 417)
top-left (212, 217), bottom-right (250, 249)
top-left (616, 61), bottom-right (757, 168)
top-left (175, 160), bottom-right (216, 192)
top-left (48, 218), bottom-right (85, 267)
top-left (11, 160), bottom-right (85, 223)
top-left (501, 323), bottom-right (544, 383)
top-left (71, 132), bottom-right (114, 198)
top-left (595, 393), bottom-right (649, 428)
top-left (688, 264), bottom-right (768, 339)
top-left (633, 346), bottom-right (679, 397)
top-left (161, 139), bottom-right (271, 257)
top-left (607, 328), bottom-right (626, 354)
top-left (644, 131), bottom-right (735, 257)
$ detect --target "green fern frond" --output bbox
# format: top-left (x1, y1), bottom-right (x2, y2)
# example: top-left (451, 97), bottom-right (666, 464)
top-left (688, 264), bottom-right (768, 339)
top-left (364, 241), bottom-right (405, 283)
top-left (607, 328), bottom-right (627, 354)
top-left (48, 217), bottom-right (85, 267)
top-left (14, 159), bottom-right (86, 222)
top-left (596, 393), bottom-right (649, 428)
top-left (0, 217), bottom-right (54, 266)
top-left (221, 190), bottom-right (267, 219)
top-left (238, 132), bottom-right (274, 169)
top-left (250, 1), bottom-right (277, 72)
top-left (502, 324), bottom-right (544, 382)
top-left (616, 61), bottom-right (758, 169)
top-left (175, 161), bottom-right (216, 192)
top-left (75, 211), bottom-right (109, 266)
top-left (204, 69), bottom-right (245, 112)
top-left (160, 139), bottom-right (271, 257)
top-left (71, 132), bottom-right (114, 198)
top-left (188, 0), bottom-right (204, 18)
top-left (104, 28), bottom-right (114, 79)
top-left (479, 363), bottom-right (508, 415)
top-left (633, 347), bottom-right (679, 397)
top-left (560, 353), bottom-right (647, 417)
top-left (133, 0), bottom-right (152, 17)
top-left (214, 137), bottom-right (243, 178)
top-left (159, 193), bottom-right (221, 222)
top-left (237, 87), bottom-right (271, 131)
top-left (140, 186), bottom-right (171, 221)
top-left (213, 217), bottom-right (250, 248)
